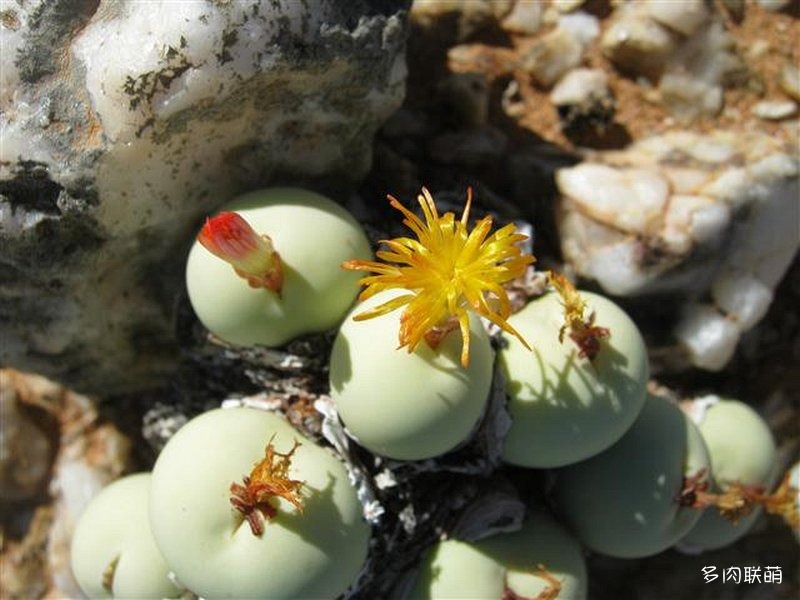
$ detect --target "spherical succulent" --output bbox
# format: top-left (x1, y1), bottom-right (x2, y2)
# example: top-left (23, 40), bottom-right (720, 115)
top-left (71, 473), bottom-right (181, 599)
top-left (330, 289), bottom-right (494, 460)
top-left (679, 397), bottom-right (778, 551)
top-left (499, 285), bottom-right (648, 468)
top-left (552, 394), bottom-right (711, 558)
top-left (149, 408), bottom-right (370, 599)
top-left (410, 509), bottom-right (587, 599)
top-left (331, 187), bottom-right (532, 461)
top-left (186, 187), bottom-right (372, 347)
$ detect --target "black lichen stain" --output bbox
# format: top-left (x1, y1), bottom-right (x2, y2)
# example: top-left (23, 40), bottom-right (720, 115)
top-left (0, 166), bottom-right (105, 269)
top-left (122, 58), bottom-right (194, 112)
top-left (216, 28), bottom-right (239, 65)
top-left (0, 162), bottom-right (61, 214)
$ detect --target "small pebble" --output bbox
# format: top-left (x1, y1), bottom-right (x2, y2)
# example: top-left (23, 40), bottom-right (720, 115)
top-left (748, 39), bottom-right (770, 59)
top-left (501, 0), bottom-right (542, 35)
top-left (553, 0), bottom-right (586, 12)
top-left (752, 100), bottom-right (798, 121)
top-left (602, 11), bottom-right (676, 79)
top-left (780, 64), bottom-right (800, 102)
top-left (646, 0), bottom-right (708, 36)
top-left (521, 26), bottom-right (584, 87)
top-left (756, 0), bottom-right (791, 11)
top-left (551, 68), bottom-right (610, 106)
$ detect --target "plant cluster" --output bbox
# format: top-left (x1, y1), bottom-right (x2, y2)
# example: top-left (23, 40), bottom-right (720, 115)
top-left (70, 187), bottom-right (797, 599)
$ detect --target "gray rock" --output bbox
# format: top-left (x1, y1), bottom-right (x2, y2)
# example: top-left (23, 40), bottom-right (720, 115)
top-left (0, 0), bottom-right (409, 394)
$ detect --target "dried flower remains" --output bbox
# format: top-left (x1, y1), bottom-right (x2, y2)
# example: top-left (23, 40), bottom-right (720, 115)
top-left (679, 468), bottom-right (800, 527)
top-left (229, 437), bottom-right (304, 537)
top-left (547, 271), bottom-right (609, 361)
top-left (344, 187), bottom-right (534, 367)
top-left (503, 564), bottom-right (562, 600)
top-left (198, 211), bottom-right (283, 294)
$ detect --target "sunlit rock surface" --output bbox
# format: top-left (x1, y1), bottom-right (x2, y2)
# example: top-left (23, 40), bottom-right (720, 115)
top-left (0, 0), bottom-right (408, 394)
top-left (557, 130), bottom-right (798, 370)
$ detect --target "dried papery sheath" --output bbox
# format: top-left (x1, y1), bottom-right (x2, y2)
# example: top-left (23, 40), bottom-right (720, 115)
top-left (503, 565), bottom-right (562, 600)
top-left (344, 187), bottom-right (534, 367)
top-left (547, 271), bottom-right (609, 360)
top-left (682, 468), bottom-right (800, 527)
top-left (198, 211), bottom-right (283, 293)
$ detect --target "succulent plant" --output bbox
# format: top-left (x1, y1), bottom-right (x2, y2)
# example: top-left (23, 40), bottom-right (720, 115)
top-left (331, 187), bottom-right (534, 461)
top-left (552, 394), bottom-right (711, 558)
top-left (330, 289), bottom-right (494, 460)
top-left (70, 473), bottom-right (181, 599)
top-left (186, 187), bottom-right (372, 347)
top-left (679, 397), bottom-right (779, 551)
top-left (410, 509), bottom-right (587, 599)
top-left (148, 408), bottom-right (370, 599)
top-left (499, 281), bottom-right (648, 468)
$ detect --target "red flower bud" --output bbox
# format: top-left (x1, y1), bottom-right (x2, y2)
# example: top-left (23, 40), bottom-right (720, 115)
top-left (198, 212), bottom-right (283, 294)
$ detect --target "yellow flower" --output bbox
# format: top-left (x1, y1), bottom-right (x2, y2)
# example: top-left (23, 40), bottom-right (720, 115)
top-left (343, 187), bottom-right (534, 367)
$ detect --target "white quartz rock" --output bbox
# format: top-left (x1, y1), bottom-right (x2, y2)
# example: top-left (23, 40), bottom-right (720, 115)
top-left (558, 12), bottom-right (600, 47)
top-left (660, 195), bottom-right (730, 255)
top-left (602, 1), bottom-right (742, 120)
top-left (556, 129), bottom-right (798, 371)
top-left (557, 164), bottom-right (669, 234)
top-left (553, 0), bottom-right (587, 12)
top-left (551, 68), bottom-right (610, 106)
top-left (780, 65), bottom-right (800, 101)
top-left (602, 5), bottom-right (676, 79)
top-left (674, 304), bottom-right (740, 371)
top-left (711, 273), bottom-right (773, 331)
top-left (659, 21), bottom-right (741, 121)
top-left (522, 25), bottom-right (586, 87)
top-left (752, 100), bottom-right (798, 121)
top-left (756, 0), bottom-right (791, 10)
top-left (659, 73), bottom-right (724, 119)
top-left (501, 0), bottom-right (543, 35)
top-left (646, 0), bottom-right (708, 36)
